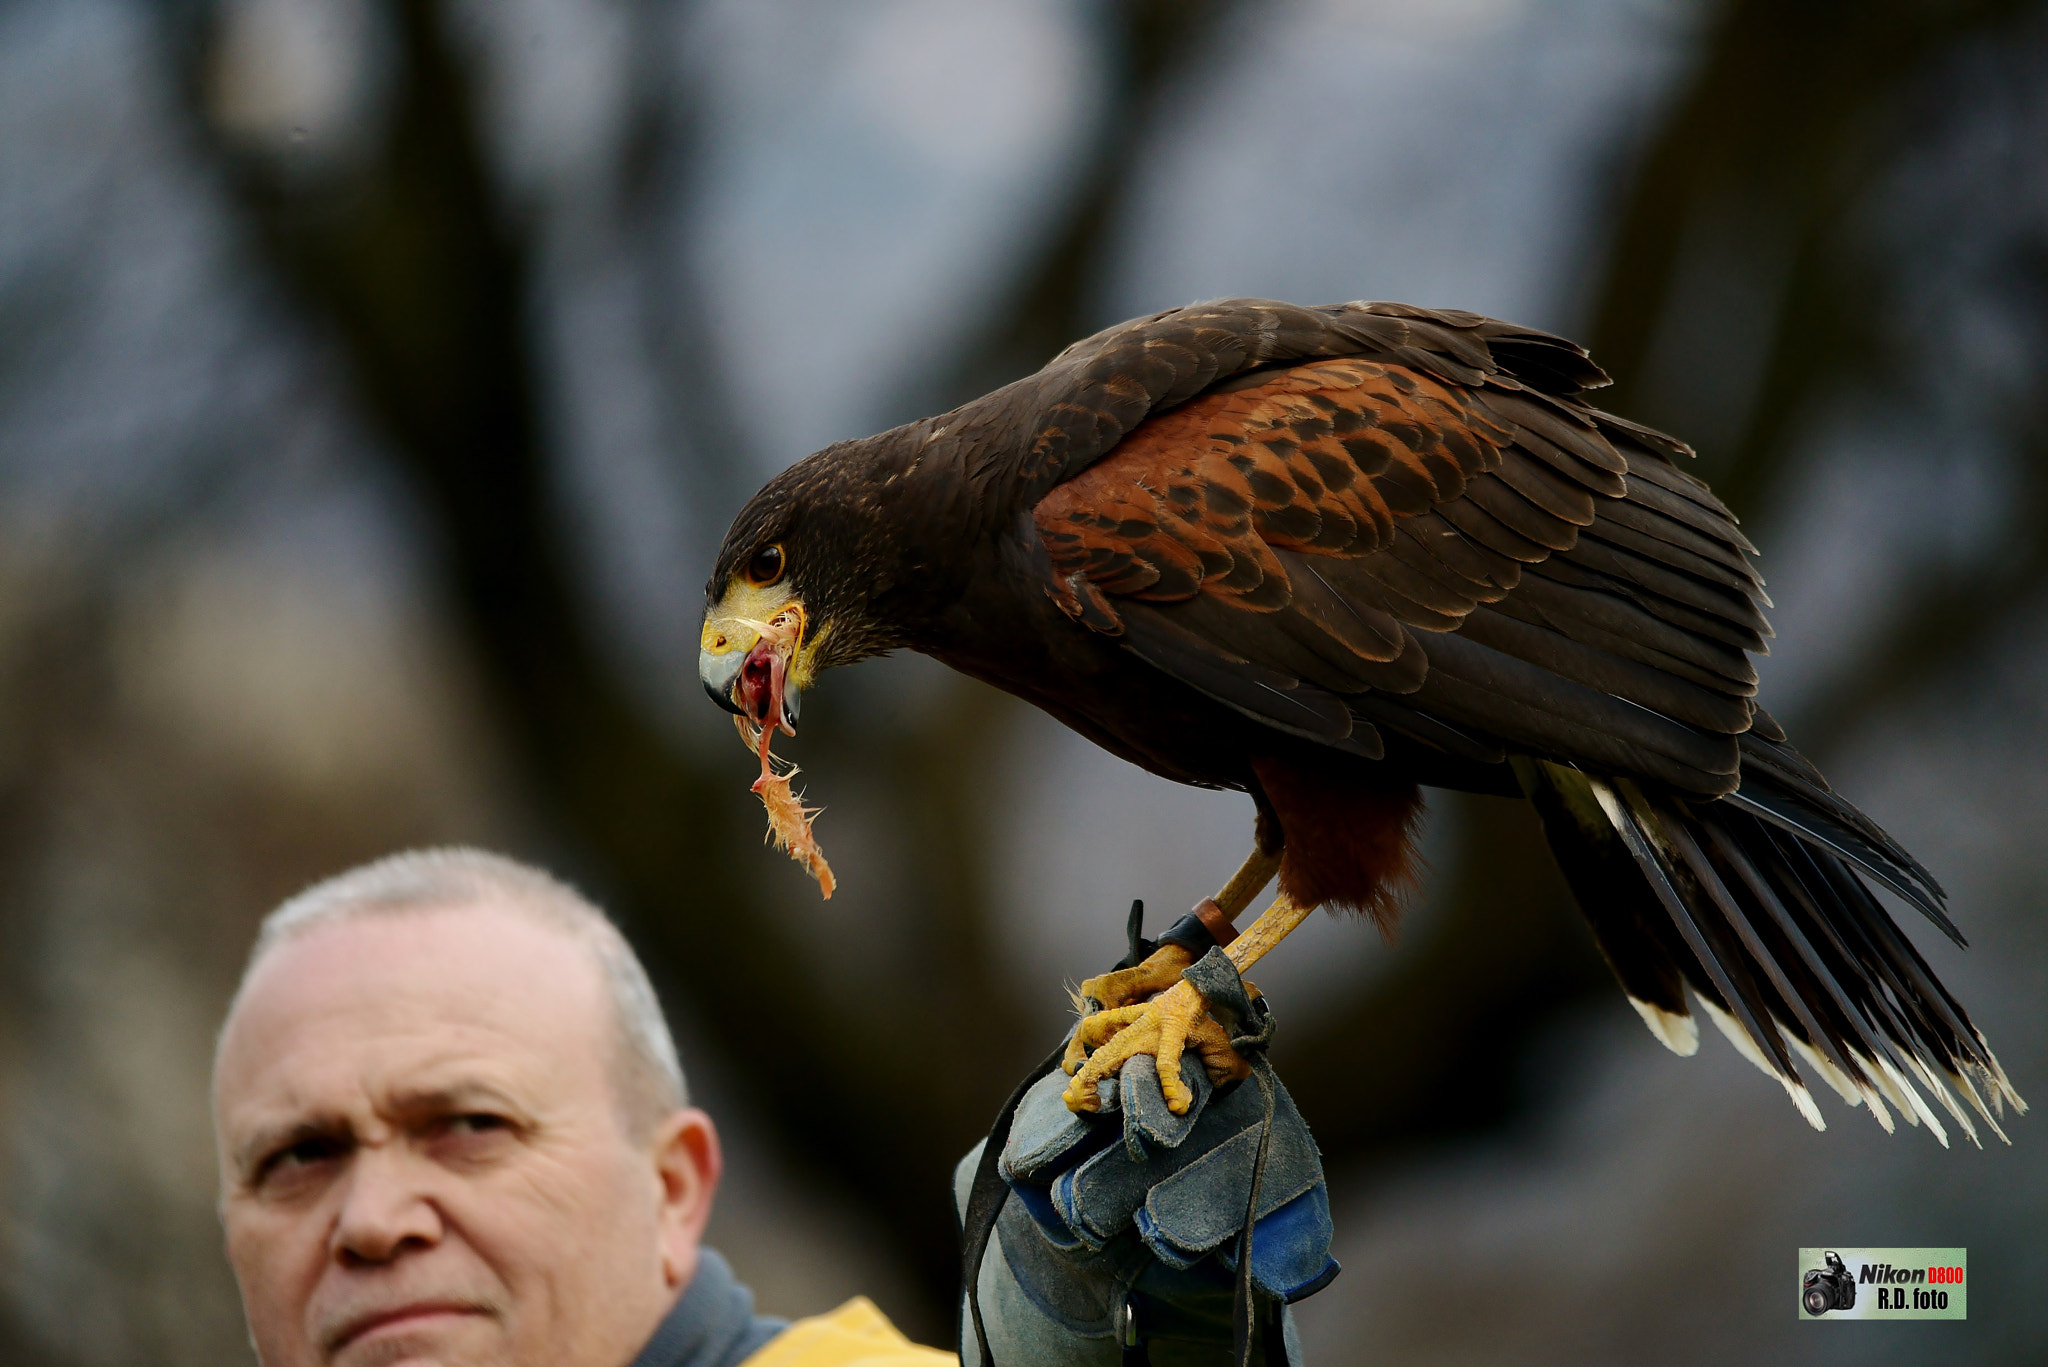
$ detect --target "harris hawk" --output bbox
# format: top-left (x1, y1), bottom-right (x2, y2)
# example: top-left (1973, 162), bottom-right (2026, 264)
top-left (699, 298), bottom-right (2022, 1139)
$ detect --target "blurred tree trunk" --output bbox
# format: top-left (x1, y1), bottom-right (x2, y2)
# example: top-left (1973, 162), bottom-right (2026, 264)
top-left (183, 0), bottom-right (1043, 1332)
top-left (923, 0), bottom-right (1239, 411)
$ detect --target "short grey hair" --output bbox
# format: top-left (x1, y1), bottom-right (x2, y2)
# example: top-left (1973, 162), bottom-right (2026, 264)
top-left (225, 847), bottom-right (687, 1133)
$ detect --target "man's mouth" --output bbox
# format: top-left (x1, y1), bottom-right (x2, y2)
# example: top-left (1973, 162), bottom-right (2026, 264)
top-left (326, 1299), bottom-right (493, 1355)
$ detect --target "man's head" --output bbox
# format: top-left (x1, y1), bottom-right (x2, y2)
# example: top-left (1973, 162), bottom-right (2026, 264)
top-left (212, 848), bottom-right (718, 1367)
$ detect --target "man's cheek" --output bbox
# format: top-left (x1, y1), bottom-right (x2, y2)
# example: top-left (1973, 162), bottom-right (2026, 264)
top-left (226, 1210), bottom-right (324, 1335)
top-left (229, 1248), bottom-right (312, 1367)
top-left (487, 1141), bottom-right (614, 1229)
top-left (454, 1143), bottom-right (640, 1301)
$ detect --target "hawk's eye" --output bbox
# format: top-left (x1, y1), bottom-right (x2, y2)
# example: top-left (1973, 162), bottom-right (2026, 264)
top-left (745, 544), bottom-right (786, 587)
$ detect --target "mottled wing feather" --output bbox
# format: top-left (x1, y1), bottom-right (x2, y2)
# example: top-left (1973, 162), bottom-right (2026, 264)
top-left (1038, 358), bottom-right (1516, 601)
top-left (1032, 350), bottom-right (1773, 795)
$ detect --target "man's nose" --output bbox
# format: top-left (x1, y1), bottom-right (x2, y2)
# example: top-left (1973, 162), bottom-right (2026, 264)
top-left (331, 1148), bottom-right (444, 1266)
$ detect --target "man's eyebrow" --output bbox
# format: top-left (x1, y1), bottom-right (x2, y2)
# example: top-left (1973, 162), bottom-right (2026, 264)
top-left (384, 1080), bottom-right (534, 1122)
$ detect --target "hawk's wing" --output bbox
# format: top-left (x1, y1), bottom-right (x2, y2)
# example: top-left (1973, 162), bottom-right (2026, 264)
top-left (1032, 349), bottom-right (1765, 796)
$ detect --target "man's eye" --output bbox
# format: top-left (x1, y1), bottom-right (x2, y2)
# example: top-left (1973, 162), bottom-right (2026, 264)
top-left (258, 1135), bottom-right (346, 1184)
top-left (433, 1113), bottom-right (518, 1153)
top-left (282, 1136), bottom-right (345, 1166)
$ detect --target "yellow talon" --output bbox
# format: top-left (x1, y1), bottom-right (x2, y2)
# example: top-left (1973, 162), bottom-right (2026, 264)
top-left (1061, 979), bottom-right (1249, 1115)
top-left (1061, 941), bottom-right (1200, 1080)
top-left (1060, 879), bottom-right (1308, 1116)
top-left (1076, 942), bottom-right (1198, 1013)
top-left (1062, 1002), bottom-right (1146, 1077)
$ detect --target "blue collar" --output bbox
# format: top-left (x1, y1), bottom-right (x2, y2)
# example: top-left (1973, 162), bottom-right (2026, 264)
top-left (628, 1248), bottom-right (787, 1367)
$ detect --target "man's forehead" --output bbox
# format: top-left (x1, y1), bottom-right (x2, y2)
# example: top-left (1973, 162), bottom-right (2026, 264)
top-left (215, 903), bottom-right (611, 1120)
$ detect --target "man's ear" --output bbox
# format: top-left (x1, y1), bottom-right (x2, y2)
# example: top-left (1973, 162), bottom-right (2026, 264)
top-left (652, 1108), bottom-right (722, 1290)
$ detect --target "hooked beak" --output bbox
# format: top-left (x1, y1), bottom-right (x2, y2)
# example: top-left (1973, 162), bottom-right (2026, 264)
top-left (700, 648), bottom-right (747, 715)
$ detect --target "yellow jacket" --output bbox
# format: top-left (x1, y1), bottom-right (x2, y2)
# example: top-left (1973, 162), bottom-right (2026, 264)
top-left (739, 1297), bottom-right (954, 1367)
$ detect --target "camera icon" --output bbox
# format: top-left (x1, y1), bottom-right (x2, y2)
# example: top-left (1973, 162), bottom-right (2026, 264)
top-left (1803, 1251), bottom-right (1856, 1315)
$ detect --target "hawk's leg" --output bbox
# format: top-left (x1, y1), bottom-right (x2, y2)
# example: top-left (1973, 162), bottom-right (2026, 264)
top-left (1063, 887), bottom-right (1317, 1114)
top-left (1067, 846), bottom-right (1280, 1024)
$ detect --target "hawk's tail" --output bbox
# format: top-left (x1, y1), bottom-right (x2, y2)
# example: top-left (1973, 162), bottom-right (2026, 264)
top-left (1515, 752), bottom-right (2024, 1145)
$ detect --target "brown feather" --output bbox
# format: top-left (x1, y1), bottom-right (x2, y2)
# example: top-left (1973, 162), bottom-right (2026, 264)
top-left (1436, 495), bottom-right (1556, 563)
top-left (1463, 473), bottom-right (1582, 551)
top-left (1618, 472), bottom-right (1759, 555)
top-left (1493, 447), bottom-right (1601, 526)
top-left (1251, 752), bottom-right (1424, 930)
top-left (1562, 536), bottom-right (1772, 636)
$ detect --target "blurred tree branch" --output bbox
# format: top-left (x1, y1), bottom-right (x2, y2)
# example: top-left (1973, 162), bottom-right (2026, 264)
top-left (1587, 0), bottom-right (2048, 752)
top-left (612, 0), bottom-right (757, 548)
top-left (1588, 0), bottom-right (2032, 420)
top-left (927, 0), bottom-right (1239, 409)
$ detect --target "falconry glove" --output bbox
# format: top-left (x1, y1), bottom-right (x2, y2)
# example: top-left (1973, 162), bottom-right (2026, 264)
top-left (958, 915), bottom-right (1337, 1367)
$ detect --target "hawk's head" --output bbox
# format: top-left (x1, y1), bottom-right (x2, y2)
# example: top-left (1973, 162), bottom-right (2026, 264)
top-left (698, 439), bottom-right (929, 731)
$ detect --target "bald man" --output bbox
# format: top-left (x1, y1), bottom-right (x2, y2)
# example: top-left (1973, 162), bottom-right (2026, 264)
top-left (212, 849), bottom-right (1323, 1367)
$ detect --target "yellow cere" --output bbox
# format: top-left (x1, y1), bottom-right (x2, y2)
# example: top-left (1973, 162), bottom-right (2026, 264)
top-left (702, 579), bottom-right (827, 691)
